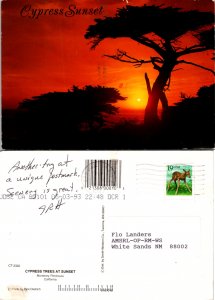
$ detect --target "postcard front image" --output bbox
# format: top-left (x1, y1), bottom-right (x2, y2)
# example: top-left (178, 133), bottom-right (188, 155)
top-left (1, 0), bottom-right (214, 150)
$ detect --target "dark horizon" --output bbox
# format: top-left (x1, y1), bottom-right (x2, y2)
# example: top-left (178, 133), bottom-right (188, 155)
top-left (2, 83), bottom-right (214, 150)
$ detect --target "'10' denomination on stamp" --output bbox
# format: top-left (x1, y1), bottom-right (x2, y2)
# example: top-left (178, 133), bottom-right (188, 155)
top-left (166, 165), bottom-right (192, 196)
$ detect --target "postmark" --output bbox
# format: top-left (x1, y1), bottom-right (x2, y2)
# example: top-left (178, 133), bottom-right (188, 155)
top-left (166, 165), bottom-right (192, 196)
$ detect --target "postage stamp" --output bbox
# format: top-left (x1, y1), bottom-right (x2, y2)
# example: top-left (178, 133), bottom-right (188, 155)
top-left (166, 165), bottom-right (192, 196)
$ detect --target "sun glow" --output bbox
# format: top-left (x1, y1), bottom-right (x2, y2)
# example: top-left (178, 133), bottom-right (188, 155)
top-left (118, 86), bottom-right (148, 110)
top-left (120, 97), bottom-right (146, 109)
top-left (128, 95), bottom-right (146, 109)
top-left (133, 97), bottom-right (145, 109)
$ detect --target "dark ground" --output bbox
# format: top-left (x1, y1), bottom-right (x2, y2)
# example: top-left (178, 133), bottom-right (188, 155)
top-left (2, 84), bottom-right (214, 150)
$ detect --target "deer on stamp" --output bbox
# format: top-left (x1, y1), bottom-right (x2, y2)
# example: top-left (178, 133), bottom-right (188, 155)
top-left (167, 169), bottom-right (191, 195)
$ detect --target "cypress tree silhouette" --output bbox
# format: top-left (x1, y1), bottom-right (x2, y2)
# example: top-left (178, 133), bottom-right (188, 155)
top-left (15, 85), bottom-right (126, 148)
top-left (85, 5), bottom-right (214, 126)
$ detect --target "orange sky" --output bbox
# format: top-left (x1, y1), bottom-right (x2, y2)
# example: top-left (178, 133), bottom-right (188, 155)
top-left (2, 0), bottom-right (214, 110)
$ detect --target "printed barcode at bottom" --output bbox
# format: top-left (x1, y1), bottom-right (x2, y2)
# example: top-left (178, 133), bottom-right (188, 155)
top-left (85, 160), bottom-right (122, 188)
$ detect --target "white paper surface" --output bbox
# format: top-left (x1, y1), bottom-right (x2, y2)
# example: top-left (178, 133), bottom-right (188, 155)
top-left (0, 150), bottom-right (213, 300)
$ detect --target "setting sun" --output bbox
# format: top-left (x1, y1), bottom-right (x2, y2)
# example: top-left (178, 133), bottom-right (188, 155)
top-left (125, 97), bottom-right (145, 109)
top-left (133, 97), bottom-right (145, 109)
top-left (119, 87), bottom-right (148, 110)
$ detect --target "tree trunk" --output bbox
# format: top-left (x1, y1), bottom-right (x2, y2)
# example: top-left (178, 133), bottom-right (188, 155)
top-left (144, 61), bottom-right (175, 126)
top-left (145, 73), bottom-right (152, 95)
top-left (160, 92), bottom-right (169, 121)
top-left (145, 73), bottom-right (169, 120)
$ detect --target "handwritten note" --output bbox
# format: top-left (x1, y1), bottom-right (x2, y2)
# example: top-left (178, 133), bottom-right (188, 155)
top-left (1, 154), bottom-right (82, 215)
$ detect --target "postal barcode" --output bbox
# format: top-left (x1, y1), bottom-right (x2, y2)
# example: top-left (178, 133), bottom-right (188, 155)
top-left (85, 160), bottom-right (122, 188)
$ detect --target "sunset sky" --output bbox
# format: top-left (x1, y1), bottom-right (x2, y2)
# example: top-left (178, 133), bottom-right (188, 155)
top-left (2, 0), bottom-right (214, 112)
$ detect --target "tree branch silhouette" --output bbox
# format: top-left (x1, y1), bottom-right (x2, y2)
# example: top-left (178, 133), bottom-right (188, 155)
top-left (104, 49), bottom-right (163, 68)
top-left (177, 60), bottom-right (215, 75)
top-left (177, 45), bottom-right (209, 56)
top-left (131, 36), bottom-right (166, 57)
